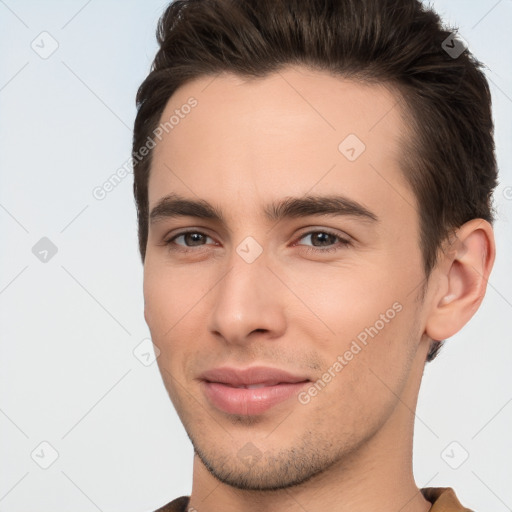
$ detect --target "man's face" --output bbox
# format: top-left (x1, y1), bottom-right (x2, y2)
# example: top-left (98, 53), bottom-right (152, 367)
top-left (143, 67), bottom-right (432, 490)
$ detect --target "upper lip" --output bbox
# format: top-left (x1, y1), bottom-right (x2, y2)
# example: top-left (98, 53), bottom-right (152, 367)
top-left (200, 366), bottom-right (310, 386)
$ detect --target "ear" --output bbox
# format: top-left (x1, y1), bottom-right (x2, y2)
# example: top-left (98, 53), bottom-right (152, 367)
top-left (425, 219), bottom-right (496, 341)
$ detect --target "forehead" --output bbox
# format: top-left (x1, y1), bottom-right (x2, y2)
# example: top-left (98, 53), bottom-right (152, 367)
top-left (148, 66), bottom-right (415, 223)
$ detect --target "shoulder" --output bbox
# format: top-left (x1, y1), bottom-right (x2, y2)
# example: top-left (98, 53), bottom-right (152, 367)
top-left (421, 487), bottom-right (475, 512)
top-left (152, 495), bottom-right (191, 512)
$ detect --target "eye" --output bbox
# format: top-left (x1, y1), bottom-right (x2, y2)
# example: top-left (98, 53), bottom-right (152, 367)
top-left (162, 229), bottom-right (352, 255)
top-left (164, 230), bottom-right (216, 252)
top-left (295, 230), bottom-right (352, 254)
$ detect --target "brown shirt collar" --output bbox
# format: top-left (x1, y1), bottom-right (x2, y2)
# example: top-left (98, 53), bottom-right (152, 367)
top-left (154, 487), bottom-right (474, 511)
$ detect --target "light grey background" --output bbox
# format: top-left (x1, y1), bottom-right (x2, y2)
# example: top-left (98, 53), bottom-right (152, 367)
top-left (0, 0), bottom-right (511, 511)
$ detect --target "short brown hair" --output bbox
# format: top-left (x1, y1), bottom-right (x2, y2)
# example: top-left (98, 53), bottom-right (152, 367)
top-left (132, 0), bottom-right (498, 362)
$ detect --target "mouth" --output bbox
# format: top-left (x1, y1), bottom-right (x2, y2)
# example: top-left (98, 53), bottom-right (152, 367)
top-left (200, 378), bottom-right (310, 415)
top-left (208, 381), bottom-right (304, 389)
top-left (225, 383), bottom-right (279, 389)
top-left (198, 365), bottom-right (311, 415)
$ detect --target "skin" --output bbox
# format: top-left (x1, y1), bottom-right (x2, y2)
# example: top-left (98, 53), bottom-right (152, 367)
top-left (143, 66), bottom-right (495, 512)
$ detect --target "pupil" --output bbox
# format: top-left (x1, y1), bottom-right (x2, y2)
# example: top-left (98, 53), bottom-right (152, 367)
top-left (186, 233), bottom-right (204, 246)
top-left (314, 232), bottom-right (333, 246)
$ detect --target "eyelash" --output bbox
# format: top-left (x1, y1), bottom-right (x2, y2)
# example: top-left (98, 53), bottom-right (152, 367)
top-left (163, 229), bottom-right (352, 255)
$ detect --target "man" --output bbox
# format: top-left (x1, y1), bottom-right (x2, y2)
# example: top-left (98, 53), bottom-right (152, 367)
top-left (132, 0), bottom-right (497, 510)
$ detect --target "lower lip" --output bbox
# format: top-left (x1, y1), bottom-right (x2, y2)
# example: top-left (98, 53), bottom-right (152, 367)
top-left (201, 380), bottom-right (310, 415)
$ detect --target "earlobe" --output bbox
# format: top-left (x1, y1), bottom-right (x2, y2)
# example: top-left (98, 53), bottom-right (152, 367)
top-left (425, 219), bottom-right (495, 342)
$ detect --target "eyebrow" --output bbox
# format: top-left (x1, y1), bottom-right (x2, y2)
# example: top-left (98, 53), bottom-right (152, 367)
top-left (149, 192), bottom-right (379, 225)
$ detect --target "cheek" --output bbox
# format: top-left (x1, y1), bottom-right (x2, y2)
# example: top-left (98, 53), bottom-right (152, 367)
top-left (301, 297), bottom-right (419, 435)
top-left (143, 265), bottom-right (189, 403)
top-left (143, 258), bottom-right (203, 336)
top-left (143, 259), bottom-right (212, 376)
top-left (290, 258), bottom-right (421, 403)
top-left (143, 270), bottom-right (170, 337)
top-left (288, 259), bottom-right (406, 341)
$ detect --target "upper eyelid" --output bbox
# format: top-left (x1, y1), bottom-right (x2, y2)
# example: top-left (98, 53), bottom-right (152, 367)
top-left (167, 229), bottom-right (215, 242)
top-left (166, 228), bottom-right (349, 246)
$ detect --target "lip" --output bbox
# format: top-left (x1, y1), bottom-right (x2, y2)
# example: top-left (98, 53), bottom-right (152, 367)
top-left (201, 381), bottom-right (310, 415)
top-left (199, 366), bottom-right (309, 386)
top-left (199, 366), bottom-right (310, 415)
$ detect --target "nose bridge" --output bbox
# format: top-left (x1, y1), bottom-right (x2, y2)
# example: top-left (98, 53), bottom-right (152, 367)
top-left (207, 242), bottom-right (286, 344)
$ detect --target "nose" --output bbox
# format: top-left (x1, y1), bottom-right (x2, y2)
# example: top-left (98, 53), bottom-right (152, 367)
top-left (206, 249), bottom-right (287, 346)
